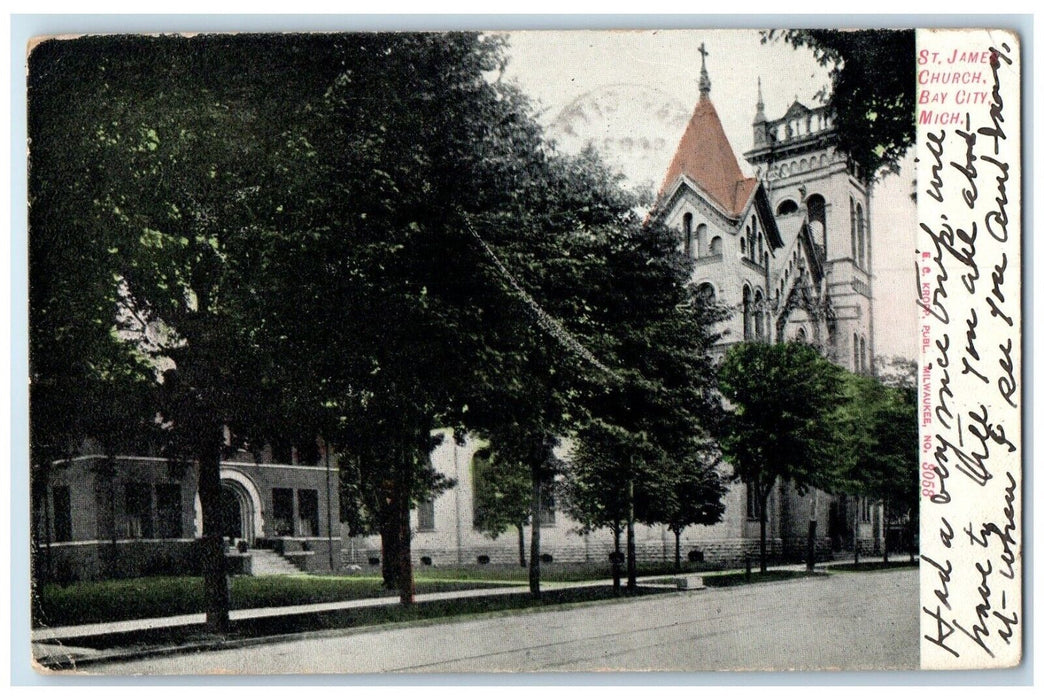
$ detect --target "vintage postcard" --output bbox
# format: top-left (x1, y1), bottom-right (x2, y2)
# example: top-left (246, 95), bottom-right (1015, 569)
top-left (24, 26), bottom-right (1021, 674)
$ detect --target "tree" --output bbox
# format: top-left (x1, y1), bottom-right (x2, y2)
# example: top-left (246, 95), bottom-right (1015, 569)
top-left (764, 30), bottom-right (916, 179)
top-left (650, 449), bottom-right (727, 573)
top-left (472, 448), bottom-right (533, 568)
top-left (718, 341), bottom-right (848, 572)
top-left (29, 34), bottom-right (350, 632)
top-left (262, 33), bottom-right (626, 603)
top-left (564, 212), bottom-right (728, 589)
top-left (839, 371), bottom-right (918, 563)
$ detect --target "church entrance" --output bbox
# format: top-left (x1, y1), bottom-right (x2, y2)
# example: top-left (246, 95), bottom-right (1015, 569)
top-left (219, 481), bottom-right (251, 541)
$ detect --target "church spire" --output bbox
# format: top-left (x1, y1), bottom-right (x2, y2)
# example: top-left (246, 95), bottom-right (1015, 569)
top-left (698, 42), bottom-right (711, 99)
top-left (753, 76), bottom-right (766, 123)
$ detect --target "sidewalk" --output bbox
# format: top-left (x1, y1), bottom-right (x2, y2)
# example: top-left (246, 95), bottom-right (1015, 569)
top-left (31, 554), bottom-right (910, 669)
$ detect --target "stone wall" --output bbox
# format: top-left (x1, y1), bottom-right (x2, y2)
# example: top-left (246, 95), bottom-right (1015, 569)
top-left (343, 534), bottom-right (837, 571)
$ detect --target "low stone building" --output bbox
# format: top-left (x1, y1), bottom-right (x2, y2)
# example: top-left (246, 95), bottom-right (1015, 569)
top-left (32, 444), bottom-right (341, 582)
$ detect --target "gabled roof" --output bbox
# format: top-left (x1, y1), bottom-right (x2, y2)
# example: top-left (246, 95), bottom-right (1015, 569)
top-left (781, 100), bottom-right (812, 120)
top-left (657, 95), bottom-right (758, 218)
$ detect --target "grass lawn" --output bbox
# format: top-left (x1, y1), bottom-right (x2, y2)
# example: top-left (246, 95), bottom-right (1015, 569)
top-left (412, 560), bottom-right (719, 583)
top-left (34, 575), bottom-right (518, 628)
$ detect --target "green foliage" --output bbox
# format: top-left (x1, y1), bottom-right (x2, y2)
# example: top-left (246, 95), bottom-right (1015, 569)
top-left (562, 215), bottom-right (729, 543)
top-left (764, 29), bottom-right (916, 179)
top-left (472, 448), bottom-right (532, 539)
top-left (718, 341), bottom-right (848, 497)
top-left (837, 371), bottom-right (918, 518)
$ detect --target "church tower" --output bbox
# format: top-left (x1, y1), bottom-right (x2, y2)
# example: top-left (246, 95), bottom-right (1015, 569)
top-left (743, 94), bottom-right (874, 373)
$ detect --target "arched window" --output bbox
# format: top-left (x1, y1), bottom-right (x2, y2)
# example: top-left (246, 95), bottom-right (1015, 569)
top-left (709, 236), bottom-right (722, 255)
top-left (740, 236), bottom-right (746, 255)
top-left (743, 286), bottom-right (753, 340)
top-left (860, 336), bottom-right (868, 373)
top-left (853, 333), bottom-right (860, 371)
top-left (683, 213), bottom-right (694, 258)
top-left (776, 199), bottom-right (799, 216)
top-left (856, 203), bottom-right (866, 269)
top-left (807, 194), bottom-right (827, 248)
top-left (796, 327), bottom-right (807, 343)
top-left (757, 231), bottom-right (764, 262)
top-left (696, 282), bottom-right (716, 304)
top-left (696, 223), bottom-right (708, 257)
top-left (850, 196), bottom-right (857, 259)
top-left (754, 291), bottom-right (765, 340)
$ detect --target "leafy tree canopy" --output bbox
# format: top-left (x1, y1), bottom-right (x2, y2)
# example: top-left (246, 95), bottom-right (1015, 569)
top-left (764, 29), bottom-right (916, 179)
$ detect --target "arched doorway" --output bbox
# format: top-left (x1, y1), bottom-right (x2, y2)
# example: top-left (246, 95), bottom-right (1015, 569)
top-left (193, 467), bottom-right (265, 541)
top-left (220, 482), bottom-right (246, 539)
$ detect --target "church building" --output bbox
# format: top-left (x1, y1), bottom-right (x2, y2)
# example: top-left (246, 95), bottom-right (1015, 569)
top-left (32, 49), bottom-right (883, 583)
top-left (345, 49), bottom-right (883, 571)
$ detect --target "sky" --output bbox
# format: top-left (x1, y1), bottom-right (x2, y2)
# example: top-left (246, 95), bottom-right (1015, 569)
top-left (500, 30), bottom-right (918, 361)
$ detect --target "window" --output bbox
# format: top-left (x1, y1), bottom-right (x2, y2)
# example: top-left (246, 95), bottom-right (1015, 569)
top-left (298, 489), bottom-right (319, 537)
top-left (860, 336), bottom-right (868, 374)
top-left (538, 483), bottom-right (556, 526)
top-left (746, 484), bottom-right (761, 521)
top-left (856, 203), bottom-right (866, 268)
top-left (709, 236), bottom-right (722, 255)
top-left (696, 283), bottom-right (716, 304)
top-left (156, 484), bottom-right (182, 538)
top-left (417, 498), bottom-right (435, 531)
top-left (52, 485), bottom-right (72, 542)
top-left (853, 333), bottom-right (860, 371)
top-left (682, 213), bottom-right (693, 258)
top-left (850, 196), bottom-right (857, 259)
top-left (125, 482), bottom-right (153, 539)
top-left (807, 194), bottom-right (827, 246)
top-left (776, 199), bottom-right (798, 216)
top-left (696, 223), bottom-right (708, 256)
top-left (860, 496), bottom-right (872, 523)
top-left (754, 291), bottom-right (765, 340)
top-left (795, 327), bottom-right (807, 343)
top-left (272, 488), bottom-right (294, 536)
top-left (742, 286), bottom-right (753, 340)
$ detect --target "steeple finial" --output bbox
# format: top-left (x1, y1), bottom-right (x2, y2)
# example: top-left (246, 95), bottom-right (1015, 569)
top-left (698, 42), bottom-right (711, 98)
top-left (754, 76), bottom-right (766, 123)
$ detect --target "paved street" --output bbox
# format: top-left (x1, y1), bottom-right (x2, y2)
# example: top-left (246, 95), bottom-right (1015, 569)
top-left (84, 568), bottom-right (917, 674)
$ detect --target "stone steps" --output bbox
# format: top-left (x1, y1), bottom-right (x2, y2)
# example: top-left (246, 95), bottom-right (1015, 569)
top-left (249, 548), bottom-right (304, 576)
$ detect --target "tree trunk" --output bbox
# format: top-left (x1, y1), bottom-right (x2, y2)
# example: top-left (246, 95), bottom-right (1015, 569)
top-left (396, 445), bottom-right (415, 606)
top-left (42, 467), bottom-right (53, 584)
top-left (611, 524), bottom-right (622, 594)
top-left (197, 424), bottom-right (230, 635)
top-left (674, 528), bottom-right (682, 574)
top-left (852, 496), bottom-right (860, 565)
top-left (882, 500), bottom-right (890, 564)
top-left (517, 523), bottom-right (527, 568)
top-left (626, 478), bottom-right (637, 590)
top-left (806, 490), bottom-right (817, 572)
top-left (529, 468), bottom-right (541, 598)
top-left (379, 485), bottom-right (399, 590)
top-left (106, 454), bottom-right (119, 578)
top-left (758, 487), bottom-right (768, 574)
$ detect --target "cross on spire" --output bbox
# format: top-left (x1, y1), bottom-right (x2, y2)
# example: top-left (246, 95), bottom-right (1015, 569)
top-left (698, 42), bottom-right (711, 98)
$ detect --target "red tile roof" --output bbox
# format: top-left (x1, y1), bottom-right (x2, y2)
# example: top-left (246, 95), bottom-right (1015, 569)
top-left (658, 95), bottom-right (757, 218)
